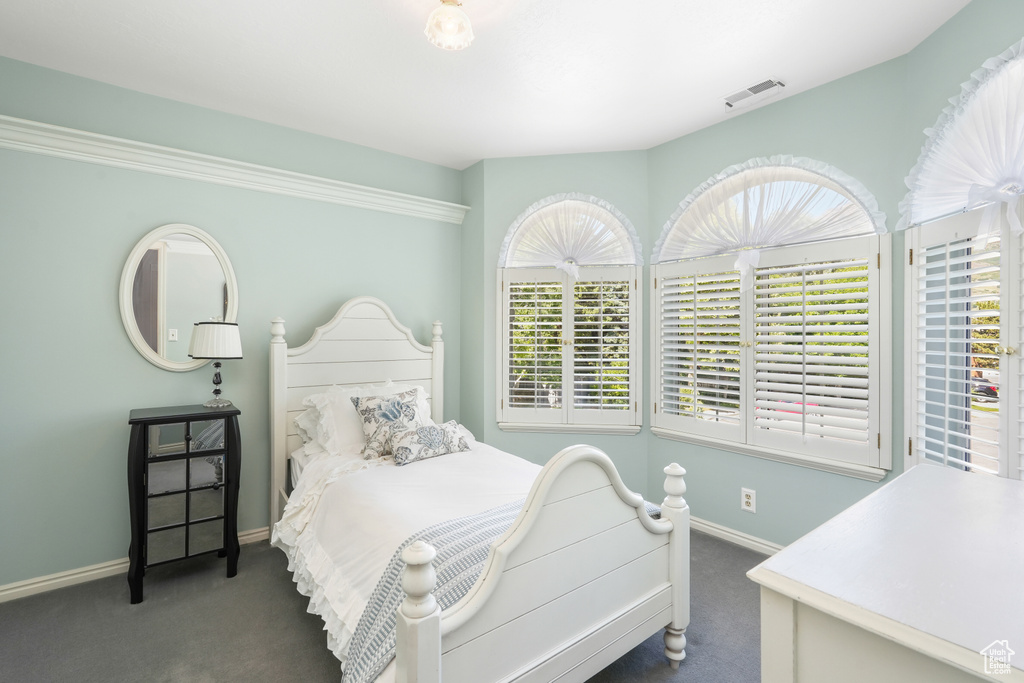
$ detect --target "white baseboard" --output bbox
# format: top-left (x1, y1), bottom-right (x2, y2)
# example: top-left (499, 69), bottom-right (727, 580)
top-left (2, 520), bottom-right (777, 604)
top-left (0, 526), bottom-right (270, 604)
top-left (690, 516), bottom-right (784, 556)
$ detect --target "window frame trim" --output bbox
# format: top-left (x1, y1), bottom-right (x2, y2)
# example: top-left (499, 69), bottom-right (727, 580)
top-left (903, 208), bottom-right (1021, 480)
top-left (651, 234), bottom-right (893, 477)
top-left (497, 265), bottom-right (643, 432)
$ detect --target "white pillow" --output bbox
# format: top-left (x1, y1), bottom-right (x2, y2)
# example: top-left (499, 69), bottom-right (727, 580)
top-left (289, 442), bottom-right (328, 488)
top-left (298, 382), bottom-right (431, 456)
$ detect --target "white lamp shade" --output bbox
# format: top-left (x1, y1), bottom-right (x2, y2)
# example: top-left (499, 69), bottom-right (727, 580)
top-left (188, 322), bottom-right (243, 360)
top-left (425, 1), bottom-right (474, 51)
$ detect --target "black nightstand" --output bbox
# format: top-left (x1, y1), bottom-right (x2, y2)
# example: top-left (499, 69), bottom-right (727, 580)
top-left (127, 404), bottom-right (241, 603)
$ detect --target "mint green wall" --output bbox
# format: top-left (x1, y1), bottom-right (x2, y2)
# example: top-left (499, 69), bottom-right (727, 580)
top-left (4, 0), bottom-right (1024, 588)
top-left (0, 57), bottom-right (464, 586)
top-left (459, 161), bottom-right (486, 437)
top-left (459, 0), bottom-right (1024, 547)
top-left (645, 57), bottom-right (908, 545)
top-left (644, 0), bottom-right (1024, 545)
top-left (459, 152), bottom-right (652, 492)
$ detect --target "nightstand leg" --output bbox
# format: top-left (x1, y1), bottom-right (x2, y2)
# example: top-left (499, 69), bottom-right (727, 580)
top-left (225, 415), bottom-right (241, 578)
top-left (127, 423), bottom-right (146, 604)
top-left (128, 545), bottom-right (144, 604)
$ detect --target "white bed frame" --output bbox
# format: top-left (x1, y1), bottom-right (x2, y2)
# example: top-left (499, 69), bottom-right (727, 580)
top-left (269, 296), bottom-right (690, 683)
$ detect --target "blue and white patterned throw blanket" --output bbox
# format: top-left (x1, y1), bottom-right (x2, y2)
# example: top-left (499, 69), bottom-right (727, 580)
top-left (342, 499), bottom-right (661, 683)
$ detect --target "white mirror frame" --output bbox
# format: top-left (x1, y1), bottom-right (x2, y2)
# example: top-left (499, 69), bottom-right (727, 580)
top-left (118, 223), bottom-right (239, 372)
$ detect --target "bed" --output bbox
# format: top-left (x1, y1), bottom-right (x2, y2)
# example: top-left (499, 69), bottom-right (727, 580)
top-left (268, 296), bottom-right (690, 683)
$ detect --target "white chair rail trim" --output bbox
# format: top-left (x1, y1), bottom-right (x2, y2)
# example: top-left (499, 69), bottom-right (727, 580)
top-left (0, 114), bottom-right (469, 225)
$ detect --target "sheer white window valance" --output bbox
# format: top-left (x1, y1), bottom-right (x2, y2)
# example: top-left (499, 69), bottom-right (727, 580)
top-left (498, 193), bottom-right (642, 278)
top-left (652, 155), bottom-right (886, 265)
top-left (898, 37), bottom-right (1024, 237)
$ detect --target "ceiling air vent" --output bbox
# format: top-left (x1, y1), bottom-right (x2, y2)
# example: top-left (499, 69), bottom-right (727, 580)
top-left (724, 78), bottom-right (786, 111)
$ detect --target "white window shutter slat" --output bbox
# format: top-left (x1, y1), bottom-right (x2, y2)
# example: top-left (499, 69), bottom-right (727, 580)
top-left (748, 237), bottom-right (879, 464)
top-left (501, 265), bottom-right (640, 428)
top-left (502, 269), bottom-right (566, 424)
top-left (911, 214), bottom-right (1007, 477)
top-left (570, 266), bottom-right (638, 426)
top-left (654, 257), bottom-right (745, 442)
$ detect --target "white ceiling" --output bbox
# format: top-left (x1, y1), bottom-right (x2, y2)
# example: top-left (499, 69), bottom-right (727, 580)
top-left (0, 0), bottom-right (970, 170)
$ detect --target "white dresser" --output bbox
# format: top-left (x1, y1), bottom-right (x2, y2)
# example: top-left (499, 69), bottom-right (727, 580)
top-left (748, 464), bottom-right (1023, 682)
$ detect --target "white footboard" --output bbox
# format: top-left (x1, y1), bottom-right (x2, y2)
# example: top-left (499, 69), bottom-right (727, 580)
top-left (396, 445), bottom-right (690, 683)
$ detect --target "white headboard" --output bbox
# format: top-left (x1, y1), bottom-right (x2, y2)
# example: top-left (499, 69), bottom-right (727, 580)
top-left (269, 296), bottom-right (444, 526)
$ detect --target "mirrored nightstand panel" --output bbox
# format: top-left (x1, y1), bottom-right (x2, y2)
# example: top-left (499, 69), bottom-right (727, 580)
top-left (149, 460), bottom-right (186, 494)
top-left (148, 527), bottom-right (186, 564)
top-left (190, 520), bottom-right (223, 555)
top-left (190, 488), bottom-right (223, 521)
top-left (190, 420), bottom-right (225, 452)
top-left (148, 493), bottom-right (186, 529)
top-left (147, 422), bottom-right (187, 457)
top-left (190, 457), bottom-right (222, 488)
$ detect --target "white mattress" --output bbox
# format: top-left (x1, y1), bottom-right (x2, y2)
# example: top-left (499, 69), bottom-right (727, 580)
top-left (272, 438), bottom-right (541, 680)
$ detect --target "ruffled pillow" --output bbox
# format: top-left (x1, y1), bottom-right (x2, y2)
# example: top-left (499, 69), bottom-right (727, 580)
top-left (350, 389), bottom-right (423, 459)
top-left (392, 420), bottom-right (470, 466)
top-left (298, 383), bottom-right (430, 456)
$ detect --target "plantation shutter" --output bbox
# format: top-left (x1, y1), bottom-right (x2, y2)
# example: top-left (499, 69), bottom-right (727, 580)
top-left (653, 254), bottom-right (746, 442)
top-left (653, 235), bottom-right (883, 467)
top-left (910, 211), bottom-right (1012, 477)
top-left (570, 267), bottom-right (638, 425)
top-left (500, 266), bottom-right (639, 427)
top-left (749, 238), bottom-right (878, 464)
top-left (501, 269), bottom-right (566, 424)
top-left (1018, 230), bottom-right (1024, 480)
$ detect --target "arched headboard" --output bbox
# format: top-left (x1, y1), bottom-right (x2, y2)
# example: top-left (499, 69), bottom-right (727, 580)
top-left (268, 296), bottom-right (444, 525)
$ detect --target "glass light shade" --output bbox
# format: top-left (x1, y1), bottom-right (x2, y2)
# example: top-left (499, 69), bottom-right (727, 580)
top-left (425, 1), bottom-right (474, 51)
top-left (188, 322), bottom-right (243, 360)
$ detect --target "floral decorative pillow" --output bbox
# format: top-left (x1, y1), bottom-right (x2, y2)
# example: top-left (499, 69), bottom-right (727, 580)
top-left (392, 420), bottom-right (470, 466)
top-left (350, 389), bottom-right (422, 459)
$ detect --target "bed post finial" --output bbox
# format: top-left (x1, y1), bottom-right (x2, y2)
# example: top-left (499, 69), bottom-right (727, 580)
top-left (270, 317), bottom-right (286, 344)
top-left (432, 320), bottom-right (442, 343)
top-left (661, 462), bottom-right (689, 670)
top-left (396, 541), bottom-right (441, 683)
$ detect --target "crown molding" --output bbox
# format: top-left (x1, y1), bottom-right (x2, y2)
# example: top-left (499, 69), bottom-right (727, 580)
top-left (0, 114), bottom-right (469, 225)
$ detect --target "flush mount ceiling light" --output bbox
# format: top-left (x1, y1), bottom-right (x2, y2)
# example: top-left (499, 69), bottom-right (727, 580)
top-left (425, 0), bottom-right (474, 51)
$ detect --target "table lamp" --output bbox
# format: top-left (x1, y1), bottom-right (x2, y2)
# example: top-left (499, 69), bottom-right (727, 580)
top-left (188, 322), bottom-right (243, 408)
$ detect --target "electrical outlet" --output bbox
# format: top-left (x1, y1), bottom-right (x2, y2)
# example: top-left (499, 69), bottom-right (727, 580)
top-left (741, 488), bottom-right (756, 513)
top-left (168, 328), bottom-right (178, 342)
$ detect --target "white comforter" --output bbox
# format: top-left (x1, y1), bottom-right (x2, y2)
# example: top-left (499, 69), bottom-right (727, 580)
top-left (271, 437), bottom-right (541, 678)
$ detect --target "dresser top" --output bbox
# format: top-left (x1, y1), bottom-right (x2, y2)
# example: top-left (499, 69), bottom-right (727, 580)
top-left (129, 404), bottom-right (241, 424)
top-left (748, 464), bottom-right (1024, 660)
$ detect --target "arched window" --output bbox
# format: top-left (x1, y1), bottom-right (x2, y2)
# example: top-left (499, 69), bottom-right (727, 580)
top-left (498, 194), bottom-right (642, 433)
top-left (902, 38), bottom-right (1024, 480)
top-left (651, 156), bottom-right (890, 477)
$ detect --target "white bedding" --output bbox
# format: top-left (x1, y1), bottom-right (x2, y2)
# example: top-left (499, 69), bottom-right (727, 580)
top-left (272, 437), bottom-right (541, 679)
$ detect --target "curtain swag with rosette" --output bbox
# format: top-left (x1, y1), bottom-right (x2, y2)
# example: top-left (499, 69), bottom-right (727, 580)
top-left (651, 156), bottom-right (886, 290)
top-left (498, 193), bottom-right (642, 279)
top-left (899, 37), bottom-right (1024, 239)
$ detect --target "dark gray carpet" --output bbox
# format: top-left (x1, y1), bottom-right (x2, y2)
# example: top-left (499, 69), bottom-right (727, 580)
top-left (0, 531), bottom-right (763, 682)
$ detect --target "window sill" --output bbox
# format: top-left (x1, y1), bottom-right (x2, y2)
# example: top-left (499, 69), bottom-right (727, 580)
top-left (650, 427), bottom-right (888, 482)
top-left (498, 422), bottom-right (642, 436)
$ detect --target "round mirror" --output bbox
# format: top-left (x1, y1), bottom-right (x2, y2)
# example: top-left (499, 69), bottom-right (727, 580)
top-left (119, 224), bottom-right (239, 372)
